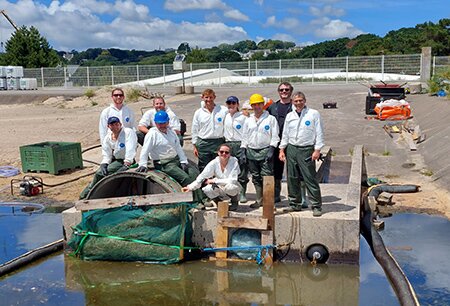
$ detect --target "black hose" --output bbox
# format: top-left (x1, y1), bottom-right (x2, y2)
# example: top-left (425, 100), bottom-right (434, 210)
top-left (368, 184), bottom-right (420, 199)
top-left (361, 194), bottom-right (420, 306)
top-left (0, 239), bottom-right (63, 277)
top-left (81, 144), bottom-right (101, 154)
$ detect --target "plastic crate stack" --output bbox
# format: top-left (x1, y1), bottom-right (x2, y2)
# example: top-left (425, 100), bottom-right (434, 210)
top-left (0, 66), bottom-right (37, 90)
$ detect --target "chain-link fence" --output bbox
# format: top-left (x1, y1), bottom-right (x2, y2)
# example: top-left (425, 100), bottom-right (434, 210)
top-left (433, 56), bottom-right (450, 75)
top-left (22, 53), bottom-right (449, 89)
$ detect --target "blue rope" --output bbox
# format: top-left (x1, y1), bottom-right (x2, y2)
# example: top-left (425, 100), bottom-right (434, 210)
top-left (203, 244), bottom-right (275, 253)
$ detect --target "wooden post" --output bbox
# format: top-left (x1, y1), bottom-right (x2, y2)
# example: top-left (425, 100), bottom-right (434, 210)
top-left (216, 201), bottom-right (230, 259)
top-left (262, 176), bottom-right (275, 264)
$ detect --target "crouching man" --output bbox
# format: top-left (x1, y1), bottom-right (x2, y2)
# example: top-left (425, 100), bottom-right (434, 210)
top-left (80, 116), bottom-right (137, 199)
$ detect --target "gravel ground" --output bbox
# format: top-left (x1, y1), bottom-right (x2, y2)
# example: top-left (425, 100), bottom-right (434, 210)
top-left (0, 84), bottom-right (448, 218)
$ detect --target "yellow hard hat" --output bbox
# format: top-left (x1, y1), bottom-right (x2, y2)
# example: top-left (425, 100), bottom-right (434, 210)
top-left (249, 93), bottom-right (265, 105)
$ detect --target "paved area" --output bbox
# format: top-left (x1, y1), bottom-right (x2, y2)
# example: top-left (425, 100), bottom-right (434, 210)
top-left (1, 83), bottom-right (449, 218)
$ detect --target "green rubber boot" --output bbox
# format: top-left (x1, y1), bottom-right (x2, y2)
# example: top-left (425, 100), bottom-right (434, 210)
top-left (250, 185), bottom-right (263, 208)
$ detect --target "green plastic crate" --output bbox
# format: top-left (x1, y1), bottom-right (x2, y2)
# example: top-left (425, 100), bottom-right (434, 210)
top-left (20, 141), bottom-right (83, 175)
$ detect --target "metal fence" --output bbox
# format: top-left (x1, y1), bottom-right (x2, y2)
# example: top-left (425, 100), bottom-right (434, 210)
top-left (22, 54), bottom-right (449, 88)
top-left (433, 56), bottom-right (450, 75)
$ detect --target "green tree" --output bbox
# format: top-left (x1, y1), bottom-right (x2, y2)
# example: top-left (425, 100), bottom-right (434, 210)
top-left (177, 42), bottom-right (191, 54)
top-left (1, 26), bottom-right (60, 68)
top-left (232, 40), bottom-right (257, 53)
top-left (186, 48), bottom-right (209, 63)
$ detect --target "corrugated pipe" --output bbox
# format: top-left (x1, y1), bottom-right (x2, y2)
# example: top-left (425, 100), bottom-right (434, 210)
top-left (360, 193), bottom-right (420, 306)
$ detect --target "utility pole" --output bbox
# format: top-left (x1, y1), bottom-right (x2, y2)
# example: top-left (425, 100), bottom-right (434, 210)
top-left (1, 10), bottom-right (19, 31)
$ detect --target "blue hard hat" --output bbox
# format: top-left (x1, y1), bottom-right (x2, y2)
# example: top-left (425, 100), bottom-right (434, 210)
top-left (154, 110), bottom-right (169, 123)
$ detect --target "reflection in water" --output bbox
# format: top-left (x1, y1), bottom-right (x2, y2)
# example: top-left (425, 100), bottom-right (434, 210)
top-left (0, 212), bottom-right (62, 263)
top-left (380, 213), bottom-right (450, 306)
top-left (1, 212), bottom-right (448, 305)
top-left (64, 257), bottom-right (360, 305)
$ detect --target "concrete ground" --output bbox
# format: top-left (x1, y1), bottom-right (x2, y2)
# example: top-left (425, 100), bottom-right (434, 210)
top-left (0, 84), bottom-right (449, 218)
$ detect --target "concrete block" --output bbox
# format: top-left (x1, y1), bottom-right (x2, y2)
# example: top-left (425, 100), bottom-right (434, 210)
top-left (61, 207), bottom-right (82, 245)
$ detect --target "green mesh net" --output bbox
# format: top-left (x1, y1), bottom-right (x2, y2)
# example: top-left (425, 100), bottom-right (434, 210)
top-left (68, 203), bottom-right (196, 264)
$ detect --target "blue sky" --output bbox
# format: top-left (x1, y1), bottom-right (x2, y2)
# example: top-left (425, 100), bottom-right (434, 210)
top-left (0, 0), bottom-right (448, 52)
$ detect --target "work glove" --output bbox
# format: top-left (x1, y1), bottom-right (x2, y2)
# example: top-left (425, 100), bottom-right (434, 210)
top-left (181, 163), bottom-right (189, 173)
top-left (100, 163), bottom-right (109, 176)
top-left (265, 146), bottom-right (276, 163)
top-left (239, 148), bottom-right (247, 165)
top-left (136, 166), bottom-right (147, 173)
top-left (117, 164), bottom-right (130, 173)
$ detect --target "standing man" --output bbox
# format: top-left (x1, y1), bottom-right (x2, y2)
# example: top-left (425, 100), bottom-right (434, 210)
top-left (136, 111), bottom-right (206, 207)
top-left (191, 89), bottom-right (228, 172)
top-left (267, 82), bottom-right (294, 203)
top-left (241, 94), bottom-right (279, 209)
top-left (80, 116), bottom-right (137, 199)
top-left (223, 95), bottom-right (249, 204)
top-left (279, 91), bottom-right (324, 217)
top-left (99, 88), bottom-right (136, 143)
top-left (136, 97), bottom-right (182, 146)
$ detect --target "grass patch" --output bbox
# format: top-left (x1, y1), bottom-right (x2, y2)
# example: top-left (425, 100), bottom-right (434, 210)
top-left (348, 148), bottom-right (353, 156)
top-left (384, 174), bottom-right (400, 179)
top-left (85, 89), bottom-right (96, 98)
top-left (382, 150), bottom-right (391, 156)
top-left (420, 169), bottom-right (433, 176)
top-left (91, 100), bottom-right (98, 106)
top-left (126, 87), bottom-right (141, 103)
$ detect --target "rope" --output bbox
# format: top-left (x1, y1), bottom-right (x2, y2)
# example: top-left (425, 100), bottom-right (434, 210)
top-left (71, 230), bottom-right (275, 264)
top-left (0, 166), bottom-right (20, 177)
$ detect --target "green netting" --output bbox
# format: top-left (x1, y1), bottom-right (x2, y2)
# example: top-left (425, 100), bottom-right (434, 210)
top-left (68, 203), bottom-right (196, 264)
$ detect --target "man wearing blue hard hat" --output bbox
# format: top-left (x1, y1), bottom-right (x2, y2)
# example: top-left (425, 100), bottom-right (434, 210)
top-left (137, 110), bottom-right (207, 206)
top-left (80, 116), bottom-right (137, 199)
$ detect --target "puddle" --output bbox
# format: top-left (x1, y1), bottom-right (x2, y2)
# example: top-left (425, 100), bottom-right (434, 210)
top-left (0, 208), bottom-right (448, 305)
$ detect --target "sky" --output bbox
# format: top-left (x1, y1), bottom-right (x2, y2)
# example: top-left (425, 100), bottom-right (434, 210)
top-left (0, 0), bottom-right (449, 52)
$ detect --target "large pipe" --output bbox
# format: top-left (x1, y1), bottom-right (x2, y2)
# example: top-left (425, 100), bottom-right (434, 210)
top-left (86, 170), bottom-right (183, 200)
top-left (0, 239), bottom-right (63, 277)
top-left (360, 195), bottom-right (420, 306)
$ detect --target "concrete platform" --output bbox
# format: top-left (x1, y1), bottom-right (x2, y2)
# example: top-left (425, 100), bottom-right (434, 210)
top-left (62, 145), bottom-right (364, 264)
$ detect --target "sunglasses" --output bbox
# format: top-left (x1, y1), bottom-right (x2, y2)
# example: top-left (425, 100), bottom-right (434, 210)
top-left (278, 88), bottom-right (290, 92)
top-left (219, 150), bottom-right (230, 155)
top-left (226, 101), bottom-right (238, 105)
top-left (113, 94), bottom-right (124, 97)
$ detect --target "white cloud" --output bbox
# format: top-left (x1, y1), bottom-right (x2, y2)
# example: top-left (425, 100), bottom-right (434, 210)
top-left (272, 33), bottom-right (296, 42)
top-left (224, 9), bottom-right (249, 22)
top-left (264, 15), bottom-right (301, 32)
top-left (310, 5), bottom-right (345, 17)
top-left (315, 19), bottom-right (363, 39)
top-left (114, 0), bottom-right (150, 21)
top-left (0, 0), bottom-right (249, 51)
top-left (254, 0), bottom-right (264, 5)
top-left (164, 0), bottom-right (227, 12)
top-left (265, 15), bottom-right (276, 26)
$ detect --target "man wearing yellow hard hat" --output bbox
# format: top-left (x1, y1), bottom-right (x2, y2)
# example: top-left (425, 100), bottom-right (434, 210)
top-left (240, 94), bottom-right (280, 208)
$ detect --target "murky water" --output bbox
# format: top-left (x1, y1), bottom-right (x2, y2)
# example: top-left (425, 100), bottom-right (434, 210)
top-left (0, 207), bottom-right (448, 305)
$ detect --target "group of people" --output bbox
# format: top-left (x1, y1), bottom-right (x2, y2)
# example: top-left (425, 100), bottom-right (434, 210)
top-left (80, 83), bottom-right (325, 217)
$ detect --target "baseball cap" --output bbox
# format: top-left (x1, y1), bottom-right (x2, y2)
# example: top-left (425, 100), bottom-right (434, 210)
top-left (107, 116), bottom-right (121, 125)
top-left (226, 96), bottom-right (239, 103)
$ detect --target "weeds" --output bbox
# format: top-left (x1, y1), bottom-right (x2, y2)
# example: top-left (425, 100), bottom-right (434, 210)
top-left (382, 150), bottom-right (391, 156)
top-left (420, 169), bottom-right (433, 176)
top-left (126, 88), bottom-right (141, 103)
top-left (85, 89), bottom-right (95, 98)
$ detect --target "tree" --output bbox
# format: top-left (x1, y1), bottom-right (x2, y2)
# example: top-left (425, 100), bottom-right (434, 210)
top-left (232, 40), bottom-right (257, 53)
top-left (1, 26), bottom-right (60, 68)
top-left (177, 42), bottom-right (191, 54)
